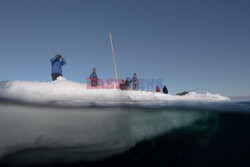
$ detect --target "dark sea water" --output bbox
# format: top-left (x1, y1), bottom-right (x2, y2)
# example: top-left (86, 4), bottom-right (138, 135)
top-left (0, 98), bottom-right (250, 167)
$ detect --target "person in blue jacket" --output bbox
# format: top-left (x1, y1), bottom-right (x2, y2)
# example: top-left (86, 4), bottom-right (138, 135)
top-left (132, 73), bottom-right (138, 90)
top-left (50, 54), bottom-right (66, 81)
top-left (89, 68), bottom-right (98, 87)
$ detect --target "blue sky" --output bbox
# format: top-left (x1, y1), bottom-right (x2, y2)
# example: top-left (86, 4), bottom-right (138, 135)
top-left (0, 0), bottom-right (249, 96)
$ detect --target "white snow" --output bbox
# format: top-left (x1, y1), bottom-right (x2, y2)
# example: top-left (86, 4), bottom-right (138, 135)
top-left (0, 77), bottom-right (230, 106)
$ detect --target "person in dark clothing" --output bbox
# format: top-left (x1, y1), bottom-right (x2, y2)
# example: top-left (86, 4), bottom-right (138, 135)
top-left (120, 80), bottom-right (126, 90)
top-left (125, 77), bottom-right (132, 90)
top-left (163, 85), bottom-right (168, 94)
top-left (50, 54), bottom-right (66, 81)
top-left (89, 68), bottom-right (98, 87)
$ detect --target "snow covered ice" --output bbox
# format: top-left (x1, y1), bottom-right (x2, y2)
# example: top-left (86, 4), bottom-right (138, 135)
top-left (0, 77), bottom-right (230, 106)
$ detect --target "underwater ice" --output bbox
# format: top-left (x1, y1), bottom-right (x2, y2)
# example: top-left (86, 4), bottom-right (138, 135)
top-left (0, 103), bottom-right (210, 165)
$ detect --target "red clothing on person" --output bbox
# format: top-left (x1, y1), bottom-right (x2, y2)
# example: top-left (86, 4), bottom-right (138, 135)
top-left (156, 87), bottom-right (161, 92)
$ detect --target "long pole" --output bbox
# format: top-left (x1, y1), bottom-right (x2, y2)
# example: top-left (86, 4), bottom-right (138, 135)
top-left (109, 32), bottom-right (118, 80)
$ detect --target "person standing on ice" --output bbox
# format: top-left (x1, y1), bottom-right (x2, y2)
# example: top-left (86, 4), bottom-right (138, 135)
top-left (132, 73), bottom-right (138, 90)
top-left (50, 54), bottom-right (66, 81)
top-left (89, 68), bottom-right (98, 87)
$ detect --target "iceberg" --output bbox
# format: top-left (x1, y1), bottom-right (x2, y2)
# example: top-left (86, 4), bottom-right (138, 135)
top-left (0, 77), bottom-right (230, 165)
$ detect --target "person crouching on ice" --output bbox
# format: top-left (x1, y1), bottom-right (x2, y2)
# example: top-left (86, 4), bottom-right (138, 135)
top-left (163, 85), bottom-right (168, 94)
top-left (89, 68), bottom-right (98, 87)
top-left (125, 77), bottom-right (132, 90)
top-left (120, 79), bottom-right (126, 90)
top-left (50, 54), bottom-right (66, 81)
top-left (156, 85), bottom-right (161, 92)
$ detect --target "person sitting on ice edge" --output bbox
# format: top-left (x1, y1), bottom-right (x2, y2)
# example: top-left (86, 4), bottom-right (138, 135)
top-left (89, 68), bottom-right (99, 87)
top-left (50, 54), bottom-right (66, 81)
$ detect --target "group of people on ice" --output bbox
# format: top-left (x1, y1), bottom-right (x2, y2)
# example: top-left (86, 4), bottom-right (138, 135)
top-left (119, 73), bottom-right (138, 91)
top-left (156, 85), bottom-right (168, 94)
top-left (50, 54), bottom-right (168, 94)
top-left (89, 68), bottom-right (138, 91)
